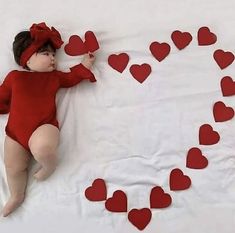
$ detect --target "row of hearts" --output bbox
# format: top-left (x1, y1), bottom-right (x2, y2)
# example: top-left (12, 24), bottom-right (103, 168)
top-left (107, 27), bottom-right (234, 83)
top-left (64, 26), bottom-right (216, 57)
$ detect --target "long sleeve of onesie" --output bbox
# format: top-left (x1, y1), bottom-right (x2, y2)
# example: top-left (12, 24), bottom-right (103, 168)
top-left (57, 63), bottom-right (96, 88)
top-left (0, 71), bottom-right (13, 114)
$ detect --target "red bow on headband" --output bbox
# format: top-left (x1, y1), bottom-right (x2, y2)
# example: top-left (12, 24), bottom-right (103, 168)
top-left (20, 22), bottom-right (64, 67)
top-left (30, 22), bottom-right (63, 49)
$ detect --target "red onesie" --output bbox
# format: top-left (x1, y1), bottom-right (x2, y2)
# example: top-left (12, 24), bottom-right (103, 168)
top-left (0, 63), bottom-right (96, 151)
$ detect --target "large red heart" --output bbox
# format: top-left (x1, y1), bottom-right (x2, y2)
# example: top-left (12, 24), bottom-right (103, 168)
top-left (149, 42), bottom-right (171, 62)
top-left (128, 208), bottom-right (152, 231)
top-left (108, 53), bottom-right (129, 73)
top-left (64, 35), bottom-right (87, 56)
top-left (186, 147), bottom-right (208, 169)
top-left (213, 49), bottom-right (235, 69)
top-left (85, 178), bottom-right (107, 201)
top-left (105, 190), bottom-right (127, 212)
top-left (199, 124), bottom-right (220, 145)
top-left (129, 63), bottom-right (152, 83)
top-left (213, 101), bottom-right (234, 122)
top-left (150, 186), bottom-right (172, 208)
top-left (170, 168), bottom-right (191, 191)
top-left (220, 76), bottom-right (235, 96)
top-left (84, 31), bottom-right (100, 52)
top-left (171, 30), bottom-right (192, 50)
top-left (198, 27), bottom-right (217, 46)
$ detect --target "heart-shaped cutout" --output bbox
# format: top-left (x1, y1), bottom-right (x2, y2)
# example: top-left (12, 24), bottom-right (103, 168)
top-left (149, 41), bottom-right (171, 62)
top-left (199, 124), bottom-right (220, 145)
top-left (150, 186), bottom-right (172, 208)
top-left (85, 178), bottom-right (107, 201)
top-left (128, 208), bottom-right (152, 231)
top-left (213, 49), bottom-right (235, 69)
top-left (84, 31), bottom-right (100, 53)
top-left (108, 53), bottom-right (129, 73)
top-left (105, 190), bottom-right (127, 212)
top-left (220, 76), bottom-right (235, 96)
top-left (170, 168), bottom-right (191, 191)
top-left (186, 147), bottom-right (208, 169)
top-left (129, 63), bottom-right (152, 83)
top-left (213, 101), bottom-right (234, 122)
top-left (198, 26), bottom-right (217, 46)
top-left (64, 35), bottom-right (87, 56)
top-left (171, 30), bottom-right (192, 50)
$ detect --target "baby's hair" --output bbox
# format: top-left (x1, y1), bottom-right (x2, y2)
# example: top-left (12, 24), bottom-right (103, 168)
top-left (13, 31), bottom-right (56, 68)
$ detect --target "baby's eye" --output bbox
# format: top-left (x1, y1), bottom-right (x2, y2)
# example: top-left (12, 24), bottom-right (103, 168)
top-left (42, 52), bottom-right (50, 56)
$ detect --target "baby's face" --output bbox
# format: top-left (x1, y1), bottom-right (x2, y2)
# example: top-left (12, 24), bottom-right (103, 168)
top-left (26, 50), bottom-right (57, 72)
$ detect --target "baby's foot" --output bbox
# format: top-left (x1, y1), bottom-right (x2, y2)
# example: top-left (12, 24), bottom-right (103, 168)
top-left (33, 166), bottom-right (56, 181)
top-left (2, 194), bottom-right (25, 217)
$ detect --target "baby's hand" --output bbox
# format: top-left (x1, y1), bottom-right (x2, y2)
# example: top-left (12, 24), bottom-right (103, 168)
top-left (81, 53), bottom-right (95, 69)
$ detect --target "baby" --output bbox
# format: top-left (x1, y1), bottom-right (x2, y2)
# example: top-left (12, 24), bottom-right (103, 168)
top-left (0, 22), bottom-right (96, 217)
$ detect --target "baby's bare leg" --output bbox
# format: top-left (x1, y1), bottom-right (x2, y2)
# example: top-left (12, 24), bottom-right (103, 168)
top-left (2, 136), bottom-right (31, 217)
top-left (28, 124), bottom-right (59, 181)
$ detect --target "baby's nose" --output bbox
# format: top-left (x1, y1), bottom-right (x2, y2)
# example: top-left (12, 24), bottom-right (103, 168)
top-left (51, 56), bottom-right (55, 61)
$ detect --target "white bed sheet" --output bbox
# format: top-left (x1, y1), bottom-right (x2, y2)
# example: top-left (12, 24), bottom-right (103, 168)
top-left (1, 0), bottom-right (235, 232)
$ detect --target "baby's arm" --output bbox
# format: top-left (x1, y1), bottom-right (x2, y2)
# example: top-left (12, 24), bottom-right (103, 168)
top-left (0, 71), bottom-right (13, 114)
top-left (58, 54), bottom-right (96, 88)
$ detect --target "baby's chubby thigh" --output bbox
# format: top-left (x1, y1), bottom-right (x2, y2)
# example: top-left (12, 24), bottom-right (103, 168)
top-left (4, 135), bottom-right (31, 173)
top-left (28, 124), bottom-right (60, 173)
top-left (29, 124), bottom-right (59, 154)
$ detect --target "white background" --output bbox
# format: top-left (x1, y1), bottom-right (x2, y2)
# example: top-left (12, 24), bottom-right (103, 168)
top-left (1, 0), bottom-right (235, 232)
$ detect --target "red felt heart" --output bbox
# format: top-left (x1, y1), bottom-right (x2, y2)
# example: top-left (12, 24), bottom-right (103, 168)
top-left (220, 76), bottom-right (235, 96)
top-left (149, 42), bottom-right (171, 62)
top-left (213, 101), bottom-right (234, 122)
top-left (128, 208), bottom-right (152, 231)
top-left (64, 35), bottom-right (87, 56)
top-left (186, 147), bottom-right (208, 169)
top-left (150, 186), bottom-right (172, 208)
top-left (198, 27), bottom-right (217, 46)
top-left (171, 30), bottom-right (192, 50)
top-left (199, 124), bottom-right (220, 145)
top-left (108, 53), bottom-right (129, 73)
top-left (129, 63), bottom-right (152, 83)
top-left (105, 190), bottom-right (127, 212)
top-left (85, 178), bottom-right (107, 201)
top-left (170, 168), bottom-right (191, 191)
top-left (84, 31), bottom-right (100, 53)
top-left (213, 49), bottom-right (235, 69)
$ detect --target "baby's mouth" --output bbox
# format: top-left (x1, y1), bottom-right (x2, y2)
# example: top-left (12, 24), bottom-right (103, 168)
top-left (50, 63), bottom-right (56, 68)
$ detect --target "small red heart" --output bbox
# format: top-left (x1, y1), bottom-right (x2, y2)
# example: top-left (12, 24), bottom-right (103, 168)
top-left (150, 186), bottom-right (172, 208)
top-left (149, 42), bottom-right (171, 62)
top-left (171, 30), bottom-right (192, 50)
top-left (84, 31), bottom-right (99, 52)
top-left (198, 27), bottom-right (217, 46)
top-left (220, 76), bottom-right (235, 96)
top-left (64, 35), bottom-right (87, 56)
top-left (170, 168), bottom-right (191, 191)
top-left (199, 124), bottom-right (220, 145)
top-left (105, 190), bottom-right (127, 212)
top-left (108, 53), bottom-right (129, 73)
top-left (128, 208), bottom-right (152, 231)
top-left (213, 101), bottom-right (234, 122)
top-left (186, 147), bottom-right (208, 169)
top-left (129, 63), bottom-right (152, 83)
top-left (85, 178), bottom-right (107, 201)
top-left (213, 49), bottom-right (235, 69)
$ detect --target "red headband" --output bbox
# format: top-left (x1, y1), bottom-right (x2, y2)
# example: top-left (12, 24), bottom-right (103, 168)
top-left (19, 22), bottom-right (64, 67)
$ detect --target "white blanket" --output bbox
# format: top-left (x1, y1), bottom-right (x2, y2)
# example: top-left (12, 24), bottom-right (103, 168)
top-left (1, 0), bottom-right (235, 232)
